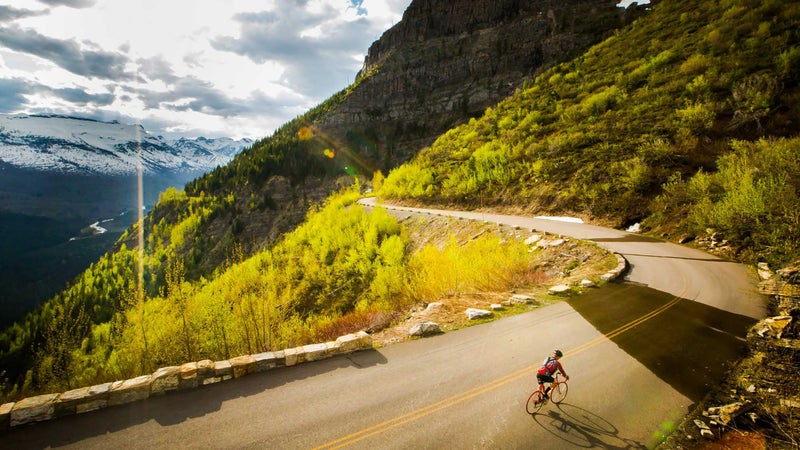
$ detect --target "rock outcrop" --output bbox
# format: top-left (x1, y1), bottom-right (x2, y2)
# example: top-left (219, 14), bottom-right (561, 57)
top-left (320, 0), bottom-right (644, 170)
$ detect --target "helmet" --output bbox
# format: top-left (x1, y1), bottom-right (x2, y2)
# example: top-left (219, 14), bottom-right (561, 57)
top-left (554, 349), bottom-right (563, 357)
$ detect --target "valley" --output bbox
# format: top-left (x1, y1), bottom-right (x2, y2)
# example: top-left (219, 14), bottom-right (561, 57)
top-left (0, 116), bottom-right (250, 327)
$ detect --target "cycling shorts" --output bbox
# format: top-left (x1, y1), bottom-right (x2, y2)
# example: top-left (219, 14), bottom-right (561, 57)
top-left (536, 373), bottom-right (554, 384)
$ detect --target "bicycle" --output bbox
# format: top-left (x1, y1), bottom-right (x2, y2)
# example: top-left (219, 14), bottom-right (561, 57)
top-left (525, 373), bottom-right (569, 415)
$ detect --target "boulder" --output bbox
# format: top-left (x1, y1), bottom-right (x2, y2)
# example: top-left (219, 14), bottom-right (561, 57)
top-left (203, 360), bottom-right (233, 385)
top-left (57, 382), bottom-right (111, 416)
top-left (524, 234), bottom-right (542, 246)
top-left (548, 285), bottom-right (572, 295)
top-left (424, 302), bottom-right (443, 314)
top-left (409, 321), bottom-right (442, 337)
top-left (55, 386), bottom-right (91, 417)
top-left (79, 383), bottom-right (112, 414)
top-left (229, 355), bottom-right (257, 378)
top-left (252, 352), bottom-right (281, 372)
top-left (537, 239), bottom-right (565, 248)
top-left (757, 262), bottom-right (772, 280)
top-left (213, 360), bottom-right (233, 378)
top-left (693, 419), bottom-right (714, 439)
top-left (0, 402), bottom-right (13, 430)
top-left (466, 308), bottom-right (493, 320)
top-left (284, 347), bottom-right (304, 367)
top-left (707, 402), bottom-right (751, 426)
top-left (10, 394), bottom-right (59, 427)
top-left (151, 366), bottom-right (181, 395)
top-left (196, 359), bottom-right (215, 379)
top-left (302, 343), bottom-right (329, 362)
top-left (490, 303), bottom-right (503, 310)
top-left (580, 279), bottom-right (595, 288)
top-left (335, 332), bottom-right (364, 353)
top-left (179, 362), bottom-right (199, 390)
top-left (506, 294), bottom-right (535, 305)
top-left (108, 375), bottom-right (151, 406)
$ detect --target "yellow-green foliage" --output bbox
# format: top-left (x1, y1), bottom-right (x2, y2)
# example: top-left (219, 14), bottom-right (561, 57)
top-left (651, 137), bottom-right (800, 266)
top-left (59, 188), bottom-right (412, 384)
top-left (379, 0), bottom-right (800, 263)
top-left (5, 184), bottom-right (550, 396)
top-left (407, 234), bottom-right (534, 302)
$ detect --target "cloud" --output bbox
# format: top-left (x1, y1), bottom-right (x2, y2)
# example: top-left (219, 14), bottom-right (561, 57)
top-left (137, 55), bottom-right (180, 84)
top-left (0, 78), bottom-right (32, 112)
top-left (0, 25), bottom-right (135, 80)
top-left (132, 75), bottom-right (299, 118)
top-left (0, 75), bottom-right (116, 112)
top-left (36, 0), bottom-right (97, 9)
top-left (0, 6), bottom-right (47, 23)
top-left (211, 3), bottom-right (382, 97)
top-left (0, 1), bottom-right (411, 139)
top-left (51, 86), bottom-right (115, 106)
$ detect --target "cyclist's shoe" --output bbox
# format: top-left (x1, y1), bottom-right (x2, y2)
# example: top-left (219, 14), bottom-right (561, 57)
top-left (542, 395), bottom-right (549, 403)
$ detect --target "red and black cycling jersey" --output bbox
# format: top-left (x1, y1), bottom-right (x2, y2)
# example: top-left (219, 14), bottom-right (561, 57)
top-left (537, 356), bottom-right (566, 377)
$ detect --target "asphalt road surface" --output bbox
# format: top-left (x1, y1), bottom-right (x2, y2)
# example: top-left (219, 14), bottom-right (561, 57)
top-left (1, 199), bottom-right (766, 449)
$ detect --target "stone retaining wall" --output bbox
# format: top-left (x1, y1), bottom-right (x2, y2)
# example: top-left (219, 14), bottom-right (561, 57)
top-left (601, 253), bottom-right (628, 281)
top-left (0, 331), bottom-right (373, 430)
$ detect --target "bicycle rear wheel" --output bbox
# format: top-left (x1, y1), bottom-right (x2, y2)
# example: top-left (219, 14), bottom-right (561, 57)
top-left (526, 390), bottom-right (544, 414)
top-left (550, 382), bottom-right (568, 404)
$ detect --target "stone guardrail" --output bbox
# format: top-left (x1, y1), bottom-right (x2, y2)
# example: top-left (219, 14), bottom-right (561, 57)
top-left (0, 331), bottom-right (373, 430)
top-left (602, 252), bottom-right (628, 281)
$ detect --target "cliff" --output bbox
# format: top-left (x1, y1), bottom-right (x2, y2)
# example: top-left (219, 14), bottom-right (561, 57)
top-left (321, 0), bottom-right (642, 168)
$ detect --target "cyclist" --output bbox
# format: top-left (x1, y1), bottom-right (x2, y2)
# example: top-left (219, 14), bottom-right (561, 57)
top-left (536, 349), bottom-right (569, 402)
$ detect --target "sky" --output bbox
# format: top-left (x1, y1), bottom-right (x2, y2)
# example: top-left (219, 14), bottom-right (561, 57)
top-left (0, 0), bottom-right (412, 140)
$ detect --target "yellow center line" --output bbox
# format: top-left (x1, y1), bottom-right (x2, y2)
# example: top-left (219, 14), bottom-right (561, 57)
top-left (313, 295), bottom-right (685, 449)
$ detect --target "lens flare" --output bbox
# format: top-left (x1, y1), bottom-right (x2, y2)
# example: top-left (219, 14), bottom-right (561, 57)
top-left (298, 126), bottom-right (314, 141)
top-left (324, 148), bottom-right (335, 158)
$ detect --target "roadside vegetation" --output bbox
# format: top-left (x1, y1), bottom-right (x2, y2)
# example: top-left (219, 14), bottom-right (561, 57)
top-left (0, 186), bottom-right (615, 400)
top-left (379, 0), bottom-right (800, 269)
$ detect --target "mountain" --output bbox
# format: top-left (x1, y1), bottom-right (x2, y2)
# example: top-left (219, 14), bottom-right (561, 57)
top-left (0, 114), bottom-right (251, 176)
top-left (0, 114), bottom-right (251, 328)
top-left (179, 0), bottom-right (642, 277)
top-left (169, 136), bottom-right (249, 163)
top-left (320, 0), bottom-right (646, 168)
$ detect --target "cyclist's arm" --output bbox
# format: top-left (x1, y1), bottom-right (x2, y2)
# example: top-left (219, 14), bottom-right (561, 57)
top-left (556, 361), bottom-right (568, 378)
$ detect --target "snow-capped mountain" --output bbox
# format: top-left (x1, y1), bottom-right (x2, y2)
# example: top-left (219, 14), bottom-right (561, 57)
top-left (168, 136), bottom-right (250, 168)
top-left (0, 114), bottom-right (252, 176)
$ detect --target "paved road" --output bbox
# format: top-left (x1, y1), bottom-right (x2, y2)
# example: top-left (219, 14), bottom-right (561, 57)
top-left (1, 199), bottom-right (766, 449)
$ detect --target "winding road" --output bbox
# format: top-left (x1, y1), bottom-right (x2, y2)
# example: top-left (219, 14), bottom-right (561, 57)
top-left (1, 198), bottom-right (766, 449)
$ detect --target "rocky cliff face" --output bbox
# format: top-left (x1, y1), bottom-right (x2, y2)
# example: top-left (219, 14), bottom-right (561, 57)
top-left (320, 0), bottom-right (643, 170)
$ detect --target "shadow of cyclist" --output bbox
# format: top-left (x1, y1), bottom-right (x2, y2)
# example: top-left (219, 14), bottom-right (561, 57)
top-left (530, 402), bottom-right (648, 449)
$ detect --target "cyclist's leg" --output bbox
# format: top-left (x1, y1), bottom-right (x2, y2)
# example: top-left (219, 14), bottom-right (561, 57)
top-left (535, 374), bottom-right (547, 403)
top-left (540, 375), bottom-right (554, 398)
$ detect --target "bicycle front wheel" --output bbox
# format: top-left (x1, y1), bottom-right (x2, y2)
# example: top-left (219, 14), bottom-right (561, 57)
top-left (526, 390), bottom-right (544, 414)
top-left (550, 382), bottom-right (568, 404)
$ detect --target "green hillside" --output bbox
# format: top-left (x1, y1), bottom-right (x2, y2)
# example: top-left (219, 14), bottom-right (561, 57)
top-left (381, 0), bottom-right (800, 267)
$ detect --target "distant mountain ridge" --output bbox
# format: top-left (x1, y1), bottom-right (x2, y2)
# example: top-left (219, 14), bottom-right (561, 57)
top-left (0, 114), bottom-right (252, 176)
top-left (0, 114), bottom-right (251, 328)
